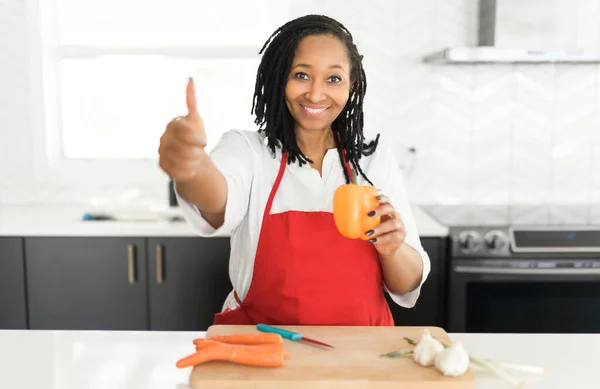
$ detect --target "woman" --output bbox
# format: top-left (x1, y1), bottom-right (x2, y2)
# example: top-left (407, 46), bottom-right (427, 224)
top-left (158, 14), bottom-right (430, 326)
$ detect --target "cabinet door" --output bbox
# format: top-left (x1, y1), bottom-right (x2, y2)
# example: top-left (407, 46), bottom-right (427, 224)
top-left (0, 238), bottom-right (27, 329)
top-left (386, 237), bottom-right (447, 327)
top-left (148, 237), bottom-right (232, 331)
top-left (25, 237), bottom-right (147, 330)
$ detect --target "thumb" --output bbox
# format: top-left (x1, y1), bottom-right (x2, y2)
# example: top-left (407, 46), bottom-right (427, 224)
top-left (185, 77), bottom-right (201, 121)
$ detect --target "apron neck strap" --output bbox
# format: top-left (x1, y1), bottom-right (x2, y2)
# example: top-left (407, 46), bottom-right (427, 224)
top-left (263, 151), bottom-right (288, 217)
top-left (336, 133), bottom-right (355, 183)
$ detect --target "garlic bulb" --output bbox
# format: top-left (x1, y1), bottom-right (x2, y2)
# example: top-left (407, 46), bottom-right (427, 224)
top-left (434, 340), bottom-right (470, 377)
top-left (412, 329), bottom-right (444, 366)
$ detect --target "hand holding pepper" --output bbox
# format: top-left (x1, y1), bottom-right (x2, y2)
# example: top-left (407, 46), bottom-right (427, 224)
top-left (364, 194), bottom-right (407, 257)
top-left (333, 183), bottom-right (422, 294)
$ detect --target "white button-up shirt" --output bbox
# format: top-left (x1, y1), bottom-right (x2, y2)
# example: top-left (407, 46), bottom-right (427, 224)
top-left (176, 129), bottom-right (431, 312)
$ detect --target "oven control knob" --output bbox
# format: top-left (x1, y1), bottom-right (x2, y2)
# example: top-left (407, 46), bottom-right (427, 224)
top-left (484, 230), bottom-right (508, 252)
top-left (458, 230), bottom-right (481, 253)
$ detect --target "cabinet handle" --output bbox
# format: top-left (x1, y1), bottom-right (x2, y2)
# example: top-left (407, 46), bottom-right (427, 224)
top-left (156, 244), bottom-right (164, 284)
top-left (128, 244), bottom-right (136, 284)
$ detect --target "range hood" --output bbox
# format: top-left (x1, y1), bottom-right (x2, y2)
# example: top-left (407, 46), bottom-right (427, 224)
top-left (424, 0), bottom-right (600, 64)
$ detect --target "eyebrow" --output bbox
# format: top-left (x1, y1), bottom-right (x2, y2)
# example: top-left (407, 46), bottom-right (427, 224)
top-left (293, 63), bottom-right (346, 71)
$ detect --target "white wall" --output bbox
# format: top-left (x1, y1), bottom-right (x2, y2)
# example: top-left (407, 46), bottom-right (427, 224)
top-left (2, 0), bottom-right (600, 212)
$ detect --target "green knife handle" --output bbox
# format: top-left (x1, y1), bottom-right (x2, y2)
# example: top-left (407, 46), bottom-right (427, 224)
top-left (257, 324), bottom-right (302, 341)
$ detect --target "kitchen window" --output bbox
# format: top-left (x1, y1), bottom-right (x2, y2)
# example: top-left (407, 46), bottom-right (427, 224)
top-left (29, 0), bottom-right (290, 184)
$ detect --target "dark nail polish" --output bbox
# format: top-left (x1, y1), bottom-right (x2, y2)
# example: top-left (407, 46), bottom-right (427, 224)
top-left (369, 238), bottom-right (377, 243)
top-left (365, 230), bottom-right (374, 236)
top-left (368, 211), bottom-right (376, 217)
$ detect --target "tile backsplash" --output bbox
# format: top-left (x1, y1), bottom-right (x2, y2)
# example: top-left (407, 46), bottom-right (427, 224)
top-left (1, 0), bottom-right (600, 212)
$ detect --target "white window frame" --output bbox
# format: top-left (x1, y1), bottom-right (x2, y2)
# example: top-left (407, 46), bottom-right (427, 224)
top-left (26, 0), bottom-right (266, 186)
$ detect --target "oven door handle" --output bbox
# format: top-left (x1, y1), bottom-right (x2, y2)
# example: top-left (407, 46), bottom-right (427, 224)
top-left (454, 265), bottom-right (600, 276)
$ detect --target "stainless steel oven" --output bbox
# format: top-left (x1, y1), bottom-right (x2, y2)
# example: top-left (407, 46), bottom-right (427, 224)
top-left (447, 226), bottom-right (600, 334)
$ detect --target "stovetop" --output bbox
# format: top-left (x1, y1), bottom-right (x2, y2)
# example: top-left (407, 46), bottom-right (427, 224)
top-left (420, 205), bottom-right (600, 258)
top-left (447, 225), bottom-right (600, 258)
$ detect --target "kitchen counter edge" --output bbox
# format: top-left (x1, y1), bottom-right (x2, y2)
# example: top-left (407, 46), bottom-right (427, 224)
top-left (0, 205), bottom-right (449, 238)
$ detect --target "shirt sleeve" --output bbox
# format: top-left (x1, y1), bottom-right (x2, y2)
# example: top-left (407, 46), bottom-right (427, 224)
top-left (376, 143), bottom-right (432, 308)
top-left (175, 129), bottom-right (255, 237)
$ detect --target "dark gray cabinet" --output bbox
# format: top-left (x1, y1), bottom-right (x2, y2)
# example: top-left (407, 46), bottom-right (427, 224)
top-left (0, 238), bottom-right (28, 329)
top-left (4, 234), bottom-right (446, 331)
top-left (386, 237), bottom-right (447, 328)
top-left (147, 237), bottom-right (231, 331)
top-left (24, 237), bottom-right (147, 330)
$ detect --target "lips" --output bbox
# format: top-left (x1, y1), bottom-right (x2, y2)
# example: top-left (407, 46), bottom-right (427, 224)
top-left (300, 104), bottom-right (330, 118)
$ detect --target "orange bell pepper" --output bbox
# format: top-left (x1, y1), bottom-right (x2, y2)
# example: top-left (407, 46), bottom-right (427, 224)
top-left (333, 183), bottom-right (380, 240)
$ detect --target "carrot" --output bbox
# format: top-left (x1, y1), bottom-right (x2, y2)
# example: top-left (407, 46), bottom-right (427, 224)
top-left (193, 339), bottom-right (220, 351)
top-left (205, 333), bottom-right (283, 345)
top-left (176, 343), bottom-right (286, 369)
top-left (195, 341), bottom-right (279, 352)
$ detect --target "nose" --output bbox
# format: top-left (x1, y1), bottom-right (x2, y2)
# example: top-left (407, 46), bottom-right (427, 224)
top-left (305, 81), bottom-right (326, 103)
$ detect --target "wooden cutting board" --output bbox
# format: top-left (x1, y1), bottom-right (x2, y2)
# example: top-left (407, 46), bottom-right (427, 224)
top-left (188, 325), bottom-right (476, 389)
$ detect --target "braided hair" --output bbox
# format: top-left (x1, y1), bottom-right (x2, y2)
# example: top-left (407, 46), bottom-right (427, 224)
top-left (251, 14), bottom-right (380, 186)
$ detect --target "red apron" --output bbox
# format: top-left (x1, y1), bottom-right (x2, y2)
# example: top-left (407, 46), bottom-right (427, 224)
top-left (213, 150), bottom-right (394, 326)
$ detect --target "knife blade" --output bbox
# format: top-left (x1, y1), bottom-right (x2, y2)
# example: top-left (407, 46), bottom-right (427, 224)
top-left (256, 323), bottom-right (334, 348)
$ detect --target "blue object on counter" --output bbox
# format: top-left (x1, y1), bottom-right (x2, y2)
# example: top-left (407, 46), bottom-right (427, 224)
top-left (256, 323), bottom-right (334, 348)
top-left (82, 212), bottom-right (115, 221)
top-left (256, 324), bottom-right (302, 340)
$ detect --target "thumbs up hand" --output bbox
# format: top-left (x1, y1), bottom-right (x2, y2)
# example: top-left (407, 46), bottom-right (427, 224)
top-left (182, 77), bottom-right (206, 147)
top-left (159, 78), bottom-right (208, 182)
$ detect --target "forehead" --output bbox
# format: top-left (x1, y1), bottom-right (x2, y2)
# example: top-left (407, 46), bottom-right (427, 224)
top-left (292, 34), bottom-right (350, 68)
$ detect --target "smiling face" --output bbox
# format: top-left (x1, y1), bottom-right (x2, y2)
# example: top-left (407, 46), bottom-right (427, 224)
top-left (284, 34), bottom-right (351, 134)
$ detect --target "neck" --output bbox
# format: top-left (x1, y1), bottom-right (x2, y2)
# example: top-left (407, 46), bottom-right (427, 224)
top-left (295, 127), bottom-right (335, 161)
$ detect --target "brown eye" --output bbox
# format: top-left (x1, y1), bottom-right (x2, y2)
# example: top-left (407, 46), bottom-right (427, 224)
top-left (294, 72), bottom-right (309, 80)
top-left (329, 75), bottom-right (342, 83)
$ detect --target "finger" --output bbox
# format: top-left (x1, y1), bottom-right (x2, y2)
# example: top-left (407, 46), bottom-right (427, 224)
top-left (185, 77), bottom-right (200, 120)
top-left (371, 230), bottom-right (406, 246)
top-left (166, 120), bottom-right (205, 146)
top-left (365, 217), bottom-right (405, 239)
top-left (162, 141), bottom-right (205, 160)
top-left (177, 126), bottom-right (206, 147)
top-left (160, 128), bottom-right (204, 154)
top-left (158, 136), bottom-right (204, 162)
top-left (369, 203), bottom-right (395, 218)
top-left (375, 194), bottom-right (390, 204)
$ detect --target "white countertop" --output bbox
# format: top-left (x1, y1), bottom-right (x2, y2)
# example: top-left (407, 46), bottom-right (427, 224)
top-left (0, 206), bottom-right (197, 237)
top-left (0, 330), bottom-right (597, 389)
top-left (0, 205), bottom-right (448, 237)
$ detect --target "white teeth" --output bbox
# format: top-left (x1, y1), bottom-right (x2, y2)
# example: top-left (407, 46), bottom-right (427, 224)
top-left (302, 105), bottom-right (327, 114)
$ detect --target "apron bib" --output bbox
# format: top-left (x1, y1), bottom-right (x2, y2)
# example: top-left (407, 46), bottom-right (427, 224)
top-left (213, 151), bottom-right (394, 326)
